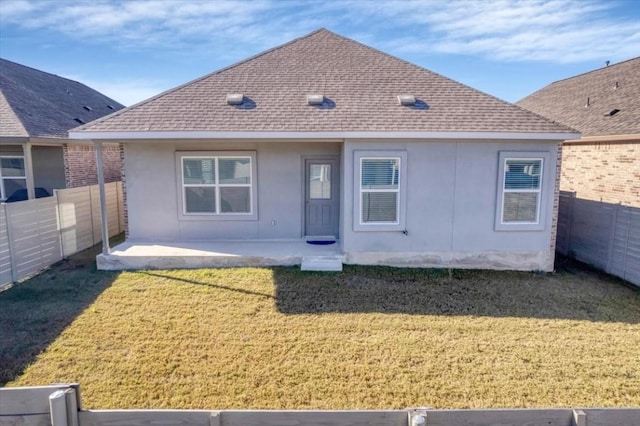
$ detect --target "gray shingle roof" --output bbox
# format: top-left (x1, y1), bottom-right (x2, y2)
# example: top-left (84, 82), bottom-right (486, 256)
top-left (517, 57), bottom-right (640, 137)
top-left (0, 58), bottom-right (124, 138)
top-left (75, 29), bottom-right (573, 135)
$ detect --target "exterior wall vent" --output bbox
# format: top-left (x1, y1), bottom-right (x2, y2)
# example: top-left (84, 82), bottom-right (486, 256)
top-left (398, 95), bottom-right (416, 106)
top-left (307, 94), bottom-right (324, 105)
top-left (226, 94), bottom-right (244, 105)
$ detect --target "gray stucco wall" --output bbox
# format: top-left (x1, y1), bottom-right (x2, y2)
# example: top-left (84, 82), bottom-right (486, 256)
top-left (32, 145), bottom-right (65, 193)
top-left (341, 140), bottom-right (559, 270)
top-left (122, 138), bottom-right (560, 270)
top-left (124, 141), bottom-right (341, 241)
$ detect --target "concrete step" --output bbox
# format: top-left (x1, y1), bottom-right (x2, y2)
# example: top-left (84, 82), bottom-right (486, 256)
top-left (300, 256), bottom-right (343, 272)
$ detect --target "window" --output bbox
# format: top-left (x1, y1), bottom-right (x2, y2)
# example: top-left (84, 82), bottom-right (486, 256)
top-left (309, 164), bottom-right (331, 199)
top-left (354, 150), bottom-right (407, 231)
top-left (177, 152), bottom-right (257, 220)
top-left (361, 158), bottom-right (400, 223)
top-left (0, 156), bottom-right (26, 201)
top-left (496, 151), bottom-right (549, 231)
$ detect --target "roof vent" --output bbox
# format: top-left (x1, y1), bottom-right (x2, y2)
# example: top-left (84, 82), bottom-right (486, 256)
top-left (604, 109), bottom-right (620, 116)
top-left (585, 97), bottom-right (590, 107)
top-left (107, 104), bottom-right (115, 110)
top-left (73, 118), bottom-right (84, 124)
top-left (398, 95), bottom-right (416, 106)
top-left (83, 106), bottom-right (93, 111)
top-left (307, 94), bottom-right (324, 105)
top-left (614, 81), bottom-right (619, 89)
top-left (226, 94), bottom-right (244, 105)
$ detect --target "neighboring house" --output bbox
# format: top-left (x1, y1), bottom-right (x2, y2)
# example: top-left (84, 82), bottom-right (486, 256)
top-left (0, 58), bottom-right (124, 201)
top-left (70, 29), bottom-right (578, 271)
top-left (517, 58), bottom-right (639, 285)
top-left (517, 57), bottom-right (639, 207)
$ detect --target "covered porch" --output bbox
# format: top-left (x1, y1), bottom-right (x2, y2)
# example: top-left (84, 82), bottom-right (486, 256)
top-left (96, 239), bottom-right (344, 271)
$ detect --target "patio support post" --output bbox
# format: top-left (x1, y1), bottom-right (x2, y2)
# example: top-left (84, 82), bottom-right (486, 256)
top-left (23, 142), bottom-right (35, 200)
top-left (94, 141), bottom-right (110, 255)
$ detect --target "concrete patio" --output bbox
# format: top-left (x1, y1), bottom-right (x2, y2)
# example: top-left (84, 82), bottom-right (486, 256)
top-left (96, 240), bottom-right (344, 271)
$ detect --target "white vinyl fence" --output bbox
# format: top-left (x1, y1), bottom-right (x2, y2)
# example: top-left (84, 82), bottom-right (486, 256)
top-left (0, 182), bottom-right (124, 287)
top-left (2, 384), bottom-right (639, 426)
top-left (557, 191), bottom-right (640, 286)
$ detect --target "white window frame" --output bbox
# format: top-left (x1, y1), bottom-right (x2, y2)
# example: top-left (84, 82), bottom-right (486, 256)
top-left (353, 150), bottom-right (407, 232)
top-left (0, 156), bottom-right (27, 201)
top-left (175, 151), bottom-right (257, 221)
top-left (495, 151), bottom-right (549, 231)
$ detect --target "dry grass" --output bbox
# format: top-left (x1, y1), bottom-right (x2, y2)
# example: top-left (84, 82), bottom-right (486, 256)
top-left (3, 256), bottom-right (640, 409)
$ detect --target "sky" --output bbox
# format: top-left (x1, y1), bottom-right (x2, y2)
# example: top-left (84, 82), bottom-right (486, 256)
top-left (1, 0), bottom-right (639, 106)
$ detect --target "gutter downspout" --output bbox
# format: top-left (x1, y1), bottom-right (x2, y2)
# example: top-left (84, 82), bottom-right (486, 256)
top-left (94, 141), bottom-right (110, 255)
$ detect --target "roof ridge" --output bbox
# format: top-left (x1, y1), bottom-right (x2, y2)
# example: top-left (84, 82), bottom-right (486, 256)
top-left (546, 56), bottom-right (640, 86)
top-left (72, 28), bottom-right (331, 132)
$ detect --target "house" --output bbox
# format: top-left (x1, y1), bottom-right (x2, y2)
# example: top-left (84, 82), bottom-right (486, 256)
top-left (517, 58), bottom-right (639, 285)
top-left (69, 29), bottom-right (578, 272)
top-left (517, 57), bottom-right (639, 207)
top-left (0, 58), bottom-right (124, 202)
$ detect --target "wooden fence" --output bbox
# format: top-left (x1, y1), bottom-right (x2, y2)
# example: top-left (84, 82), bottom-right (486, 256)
top-left (0, 384), bottom-right (638, 426)
top-left (557, 191), bottom-right (640, 286)
top-left (0, 182), bottom-right (124, 287)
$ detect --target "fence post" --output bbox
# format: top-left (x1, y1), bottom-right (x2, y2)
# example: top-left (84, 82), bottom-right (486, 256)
top-left (565, 192), bottom-right (576, 256)
top-left (210, 411), bottom-right (221, 426)
top-left (64, 387), bottom-right (80, 426)
top-left (49, 390), bottom-right (69, 426)
top-left (53, 190), bottom-right (67, 259)
top-left (572, 409), bottom-right (586, 426)
top-left (621, 206), bottom-right (633, 283)
top-left (410, 414), bottom-right (426, 426)
top-left (4, 203), bottom-right (17, 283)
top-left (606, 203), bottom-right (620, 273)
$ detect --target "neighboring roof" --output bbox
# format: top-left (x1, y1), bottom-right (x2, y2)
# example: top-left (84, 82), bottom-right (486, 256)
top-left (0, 58), bottom-right (125, 138)
top-left (73, 29), bottom-right (573, 136)
top-left (0, 90), bottom-right (28, 138)
top-left (517, 57), bottom-right (640, 138)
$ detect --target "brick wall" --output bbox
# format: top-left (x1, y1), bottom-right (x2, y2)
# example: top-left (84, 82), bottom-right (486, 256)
top-left (560, 140), bottom-right (639, 207)
top-left (63, 144), bottom-right (122, 188)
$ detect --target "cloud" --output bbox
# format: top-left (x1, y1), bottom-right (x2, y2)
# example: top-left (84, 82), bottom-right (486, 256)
top-left (368, 0), bottom-right (640, 63)
top-left (1, 0), bottom-right (292, 50)
top-left (1, 0), bottom-right (638, 64)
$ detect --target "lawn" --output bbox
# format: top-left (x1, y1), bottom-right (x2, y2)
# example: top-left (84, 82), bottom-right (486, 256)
top-left (1, 251), bottom-right (639, 409)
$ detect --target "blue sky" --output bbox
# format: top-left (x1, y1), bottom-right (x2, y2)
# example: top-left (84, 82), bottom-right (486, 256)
top-left (1, 0), bottom-right (638, 106)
